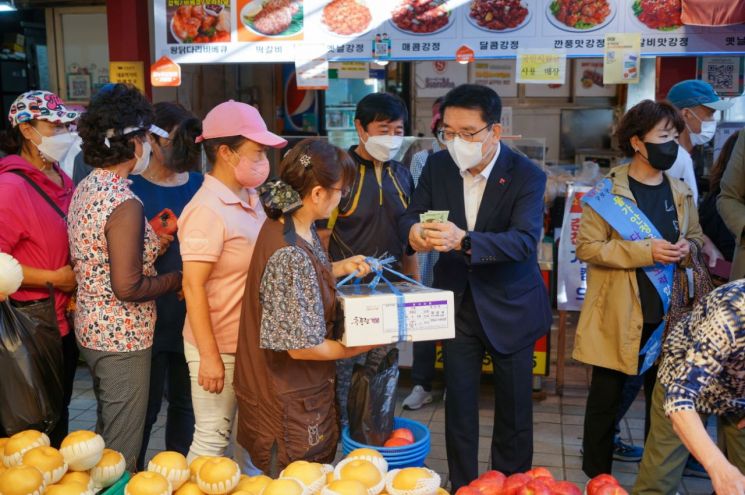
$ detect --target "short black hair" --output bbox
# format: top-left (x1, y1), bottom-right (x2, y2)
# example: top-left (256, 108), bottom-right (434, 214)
top-left (78, 83), bottom-right (154, 168)
top-left (355, 92), bottom-right (408, 129)
top-left (615, 100), bottom-right (685, 157)
top-left (441, 84), bottom-right (502, 125)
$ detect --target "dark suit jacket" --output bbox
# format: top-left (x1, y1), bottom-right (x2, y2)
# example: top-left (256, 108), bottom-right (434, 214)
top-left (399, 144), bottom-right (552, 354)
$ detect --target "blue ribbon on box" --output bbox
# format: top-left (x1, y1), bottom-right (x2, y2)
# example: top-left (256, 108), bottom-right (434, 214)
top-left (336, 256), bottom-right (426, 342)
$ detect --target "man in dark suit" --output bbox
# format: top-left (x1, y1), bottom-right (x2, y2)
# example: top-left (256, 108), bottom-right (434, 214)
top-left (399, 84), bottom-right (552, 490)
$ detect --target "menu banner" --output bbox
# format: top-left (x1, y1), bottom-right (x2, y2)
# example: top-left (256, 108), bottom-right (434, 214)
top-left (154, 0), bottom-right (745, 64)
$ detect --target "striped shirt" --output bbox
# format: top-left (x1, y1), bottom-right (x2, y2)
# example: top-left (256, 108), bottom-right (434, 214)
top-left (659, 279), bottom-right (745, 416)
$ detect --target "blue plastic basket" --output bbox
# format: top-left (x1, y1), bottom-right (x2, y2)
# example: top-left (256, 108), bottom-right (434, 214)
top-left (102, 471), bottom-right (131, 495)
top-left (341, 417), bottom-right (430, 468)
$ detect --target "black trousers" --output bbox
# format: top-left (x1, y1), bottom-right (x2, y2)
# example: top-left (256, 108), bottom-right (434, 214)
top-left (581, 323), bottom-right (659, 478)
top-left (443, 289), bottom-right (534, 491)
top-left (49, 331), bottom-right (80, 448)
top-left (411, 341), bottom-right (437, 391)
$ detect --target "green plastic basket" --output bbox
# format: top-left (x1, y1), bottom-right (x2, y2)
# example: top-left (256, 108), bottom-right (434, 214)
top-left (101, 471), bottom-right (131, 495)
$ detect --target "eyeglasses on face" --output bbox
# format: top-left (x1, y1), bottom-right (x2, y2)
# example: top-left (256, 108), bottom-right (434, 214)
top-left (437, 123), bottom-right (494, 143)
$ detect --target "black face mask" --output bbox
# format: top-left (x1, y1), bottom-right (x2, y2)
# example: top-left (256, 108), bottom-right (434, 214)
top-left (640, 140), bottom-right (678, 171)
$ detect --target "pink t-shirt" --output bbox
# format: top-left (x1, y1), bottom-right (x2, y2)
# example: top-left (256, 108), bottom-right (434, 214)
top-left (178, 174), bottom-right (266, 354)
top-left (0, 156), bottom-right (73, 336)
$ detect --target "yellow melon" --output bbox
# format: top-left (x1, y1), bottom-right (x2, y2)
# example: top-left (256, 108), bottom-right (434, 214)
top-left (0, 465), bottom-right (46, 495)
top-left (22, 446), bottom-right (67, 484)
top-left (148, 451), bottom-right (190, 490)
top-left (323, 479), bottom-right (368, 495)
top-left (3, 430), bottom-right (50, 467)
top-left (60, 471), bottom-right (93, 491)
top-left (338, 459), bottom-right (381, 489)
top-left (59, 431), bottom-right (105, 471)
top-left (391, 468), bottom-right (432, 490)
top-left (262, 478), bottom-right (305, 495)
top-left (346, 448), bottom-right (383, 459)
top-left (45, 482), bottom-right (91, 495)
top-left (189, 457), bottom-right (214, 483)
top-left (233, 474), bottom-right (271, 495)
top-left (282, 460), bottom-right (325, 487)
top-left (174, 481), bottom-right (204, 495)
top-left (125, 471), bottom-right (172, 495)
top-left (196, 457), bottom-right (240, 494)
top-left (90, 449), bottom-right (126, 489)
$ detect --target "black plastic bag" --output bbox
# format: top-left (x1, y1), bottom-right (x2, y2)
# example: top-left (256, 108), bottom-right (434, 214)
top-left (0, 300), bottom-right (64, 435)
top-left (347, 347), bottom-right (399, 446)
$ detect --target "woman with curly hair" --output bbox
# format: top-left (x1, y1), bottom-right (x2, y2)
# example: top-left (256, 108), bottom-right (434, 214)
top-left (68, 84), bottom-right (182, 470)
top-left (130, 102), bottom-right (203, 469)
top-left (233, 139), bottom-right (378, 473)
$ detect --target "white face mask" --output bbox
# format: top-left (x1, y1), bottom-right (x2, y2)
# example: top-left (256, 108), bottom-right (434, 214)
top-left (131, 140), bottom-right (152, 175)
top-left (362, 134), bottom-right (404, 162)
top-left (687, 111), bottom-right (716, 146)
top-left (32, 127), bottom-right (76, 164)
top-left (446, 134), bottom-right (492, 172)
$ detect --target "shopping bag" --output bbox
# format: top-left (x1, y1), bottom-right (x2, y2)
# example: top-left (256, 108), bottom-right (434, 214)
top-left (347, 347), bottom-right (399, 446)
top-left (0, 299), bottom-right (64, 435)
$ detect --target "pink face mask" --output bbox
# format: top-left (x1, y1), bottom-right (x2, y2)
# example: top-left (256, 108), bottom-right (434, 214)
top-left (233, 155), bottom-right (270, 189)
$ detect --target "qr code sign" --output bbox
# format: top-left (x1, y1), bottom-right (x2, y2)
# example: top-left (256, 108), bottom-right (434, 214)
top-left (705, 63), bottom-right (736, 92)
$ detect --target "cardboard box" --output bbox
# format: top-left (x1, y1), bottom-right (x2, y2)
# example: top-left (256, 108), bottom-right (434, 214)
top-left (338, 283), bottom-right (455, 346)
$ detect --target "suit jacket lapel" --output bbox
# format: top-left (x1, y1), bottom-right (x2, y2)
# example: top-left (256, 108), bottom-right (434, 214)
top-left (443, 154), bottom-right (467, 230)
top-left (474, 144), bottom-right (514, 232)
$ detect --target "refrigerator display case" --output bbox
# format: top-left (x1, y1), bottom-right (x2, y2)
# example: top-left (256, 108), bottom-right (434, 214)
top-left (325, 75), bottom-right (384, 150)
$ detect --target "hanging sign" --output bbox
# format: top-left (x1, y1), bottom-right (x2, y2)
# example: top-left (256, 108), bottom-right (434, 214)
top-left (295, 44), bottom-right (329, 90)
top-left (557, 184), bottom-right (592, 312)
top-left (109, 61), bottom-right (145, 92)
top-left (455, 45), bottom-right (475, 64)
top-left (151, 56), bottom-right (182, 87)
top-left (603, 33), bottom-right (641, 84)
top-left (516, 51), bottom-right (567, 84)
top-left (697, 56), bottom-right (745, 97)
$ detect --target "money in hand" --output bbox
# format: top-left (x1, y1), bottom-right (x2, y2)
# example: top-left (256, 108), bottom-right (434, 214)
top-left (419, 210), bottom-right (449, 237)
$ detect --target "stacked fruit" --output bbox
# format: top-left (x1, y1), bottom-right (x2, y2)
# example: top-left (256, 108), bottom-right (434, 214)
top-left (382, 428), bottom-right (415, 448)
top-left (455, 469), bottom-right (627, 495)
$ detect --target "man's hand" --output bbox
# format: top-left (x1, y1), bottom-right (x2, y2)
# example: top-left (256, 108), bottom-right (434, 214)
top-left (423, 222), bottom-right (466, 253)
top-left (709, 461), bottom-right (745, 495)
top-left (408, 223), bottom-right (431, 252)
top-left (651, 239), bottom-right (682, 265)
top-left (52, 265), bottom-right (77, 293)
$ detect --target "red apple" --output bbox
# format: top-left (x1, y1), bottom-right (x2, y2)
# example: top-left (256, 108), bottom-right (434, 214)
top-left (551, 481), bottom-right (582, 495)
top-left (390, 428), bottom-right (415, 443)
top-left (456, 488), bottom-right (483, 495)
top-left (383, 437), bottom-right (411, 447)
top-left (526, 467), bottom-right (554, 480)
top-left (503, 473), bottom-right (532, 495)
top-left (517, 479), bottom-right (552, 495)
top-left (480, 470), bottom-right (507, 484)
top-left (469, 477), bottom-right (504, 494)
top-left (586, 474), bottom-right (620, 495)
top-left (595, 484), bottom-right (628, 495)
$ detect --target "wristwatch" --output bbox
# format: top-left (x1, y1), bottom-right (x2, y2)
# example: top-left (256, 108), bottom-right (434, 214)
top-left (460, 234), bottom-right (471, 253)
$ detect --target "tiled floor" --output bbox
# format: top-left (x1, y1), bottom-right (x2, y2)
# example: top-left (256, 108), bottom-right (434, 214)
top-left (67, 312), bottom-right (715, 493)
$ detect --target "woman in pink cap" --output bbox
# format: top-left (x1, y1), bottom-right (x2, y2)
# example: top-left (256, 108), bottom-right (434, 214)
top-left (178, 100), bottom-right (286, 467)
top-left (0, 90), bottom-right (79, 445)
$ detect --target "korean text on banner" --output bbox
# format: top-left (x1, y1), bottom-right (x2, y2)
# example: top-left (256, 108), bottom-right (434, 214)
top-left (109, 62), bottom-right (145, 93)
top-left (516, 51), bottom-right (567, 84)
top-left (603, 33), bottom-right (641, 84)
top-left (295, 45), bottom-right (329, 90)
top-left (557, 184), bottom-right (592, 312)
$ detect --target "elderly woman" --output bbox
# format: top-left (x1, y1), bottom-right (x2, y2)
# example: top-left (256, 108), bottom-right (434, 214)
top-left (0, 91), bottom-right (79, 445)
top-left (572, 99), bottom-right (705, 478)
top-left (68, 84), bottom-right (182, 470)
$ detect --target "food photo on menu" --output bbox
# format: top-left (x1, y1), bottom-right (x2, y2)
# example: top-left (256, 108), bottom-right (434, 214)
top-left (632, 0), bottom-right (683, 30)
top-left (468, 0), bottom-right (530, 32)
top-left (547, 0), bottom-right (613, 31)
top-left (322, 0), bottom-right (373, 36)
top-left (391, 0), bottom-right (452, 34)
top-left (240, 0), bottom-right (304, 38)
top-left (167, 1), bottom-right (231, 43)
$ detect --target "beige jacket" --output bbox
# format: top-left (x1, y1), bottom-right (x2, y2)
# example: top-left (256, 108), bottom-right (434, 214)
top-left (717, 129), bottom-right (745, 281)
top-left (572, 165), bottom-right (705, 375)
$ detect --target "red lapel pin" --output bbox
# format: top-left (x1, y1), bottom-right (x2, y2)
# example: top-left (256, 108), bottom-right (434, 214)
top-left (499, 177), bottom-right (506, 185)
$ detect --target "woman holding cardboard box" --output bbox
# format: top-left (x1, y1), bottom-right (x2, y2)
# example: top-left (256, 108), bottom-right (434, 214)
top-left (233, 138), bottom-right (377, 474)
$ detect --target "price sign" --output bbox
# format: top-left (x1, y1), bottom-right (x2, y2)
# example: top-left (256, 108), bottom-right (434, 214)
top-left (604, 33), bottom-right (641, 85)
top-left (516, 51), bottom-right (567, 84)
top-left (109, 61), bottom-right (145, 92)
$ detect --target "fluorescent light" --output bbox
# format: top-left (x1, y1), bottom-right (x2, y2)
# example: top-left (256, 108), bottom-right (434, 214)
top-left (0, 0), bottom-right (16, 11)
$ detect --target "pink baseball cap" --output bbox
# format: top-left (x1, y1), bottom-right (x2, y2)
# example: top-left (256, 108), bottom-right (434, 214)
top-left (195, 100), bottom-right (287, 148)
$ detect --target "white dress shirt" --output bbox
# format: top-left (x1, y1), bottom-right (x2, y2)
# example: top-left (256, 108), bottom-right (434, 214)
top-left (461, 143), bottom-right (501, 231)
top-left (668, 145), bottom-right (699, 204)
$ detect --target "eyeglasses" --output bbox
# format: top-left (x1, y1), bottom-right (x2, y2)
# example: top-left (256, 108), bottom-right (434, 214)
top-left (437, 124), bottom-right (493, 143)
top-left (328, 186), bottom-right (350, 196)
